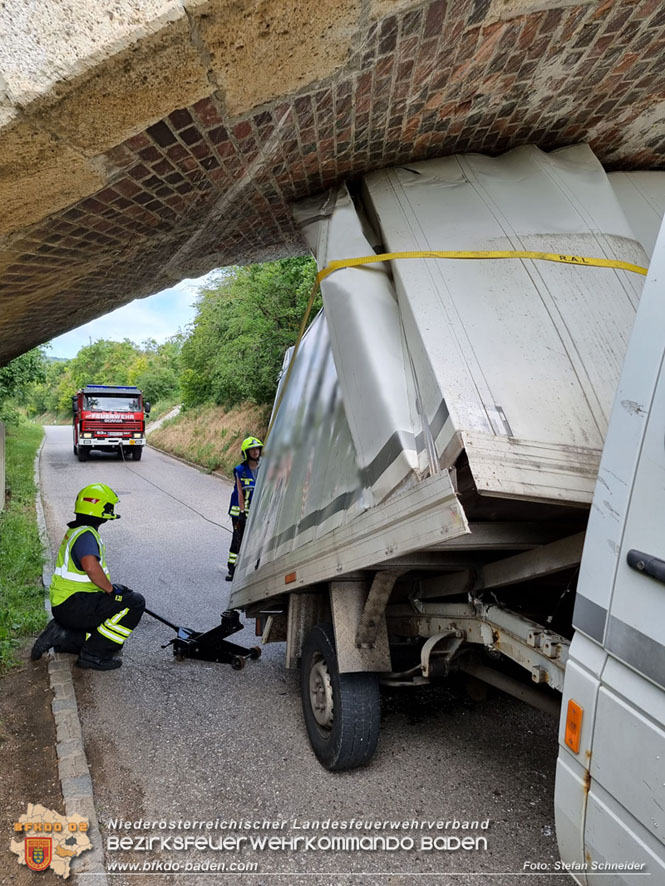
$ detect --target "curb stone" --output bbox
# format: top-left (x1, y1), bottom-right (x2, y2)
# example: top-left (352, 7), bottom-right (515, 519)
top-left (34, 434), bottom-right (110, 886)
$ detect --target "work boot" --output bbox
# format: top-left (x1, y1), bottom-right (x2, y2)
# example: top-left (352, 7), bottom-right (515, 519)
top-left (76, 651), bottom-right (122, 671)
top-left (31, 620), bottom-right (70, 660)
top-left (53, 630), bottom-right (86, 655)
top-left (225, 573), bottom-right (234, 582)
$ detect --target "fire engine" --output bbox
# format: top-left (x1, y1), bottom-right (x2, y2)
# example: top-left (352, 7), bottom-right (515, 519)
top-left (72, 384), bottom-right (150, 461)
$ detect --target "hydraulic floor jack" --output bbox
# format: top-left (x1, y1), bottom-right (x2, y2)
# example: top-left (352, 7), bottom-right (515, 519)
top-left (145, 607), bottom-right (261, 670)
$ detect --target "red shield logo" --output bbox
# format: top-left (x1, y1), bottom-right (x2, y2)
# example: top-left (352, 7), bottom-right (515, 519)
top-left (25, 836), bottom-right (52, 871)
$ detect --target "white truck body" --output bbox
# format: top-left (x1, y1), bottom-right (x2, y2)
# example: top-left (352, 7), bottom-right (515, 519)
top-left (228, 144), bottom-right (665, 881)
top-left (231, 144), bottom-right (647, 606)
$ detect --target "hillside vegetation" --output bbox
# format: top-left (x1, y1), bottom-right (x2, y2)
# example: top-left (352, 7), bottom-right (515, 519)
top-left (6, 256), bottom-right (319, 477)
top-left (149, 402), bottom-right (271, 476)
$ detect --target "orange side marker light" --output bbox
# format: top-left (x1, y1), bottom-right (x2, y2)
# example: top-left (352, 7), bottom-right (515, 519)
top-left (565, 699), bottom-right (583, 754)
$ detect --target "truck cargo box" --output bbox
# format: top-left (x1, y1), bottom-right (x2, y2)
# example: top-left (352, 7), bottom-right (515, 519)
top-left (229, 145), bottom-right (650, 611)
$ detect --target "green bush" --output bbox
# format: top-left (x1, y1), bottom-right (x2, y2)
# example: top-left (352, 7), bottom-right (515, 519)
top-left (180, 257), bottom-right (319, 410)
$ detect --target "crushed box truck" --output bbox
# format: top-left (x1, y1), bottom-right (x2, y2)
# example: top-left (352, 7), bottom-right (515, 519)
top-left (72, 384), bottom-right (150, 461)
top-left (228, 145), bottom-right (665, 882)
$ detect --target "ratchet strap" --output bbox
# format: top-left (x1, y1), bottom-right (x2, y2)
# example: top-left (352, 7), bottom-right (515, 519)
top-left (316, 250), bottom-right (648, 282)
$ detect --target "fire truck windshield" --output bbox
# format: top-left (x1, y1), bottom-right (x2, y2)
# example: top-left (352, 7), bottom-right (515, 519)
top-left (84, 395), bottom-right (139, 412)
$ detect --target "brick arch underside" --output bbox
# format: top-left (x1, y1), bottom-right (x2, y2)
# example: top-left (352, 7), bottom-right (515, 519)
top-left (1, 0), bottom-right (664, 363)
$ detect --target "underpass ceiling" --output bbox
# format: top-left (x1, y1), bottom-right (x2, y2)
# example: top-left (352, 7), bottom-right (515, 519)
top-left (0, 0), bottom-right (664, 363)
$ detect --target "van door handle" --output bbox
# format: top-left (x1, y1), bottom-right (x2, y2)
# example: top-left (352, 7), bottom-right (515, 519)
top-left (627, 550), bottom-right (665, 584)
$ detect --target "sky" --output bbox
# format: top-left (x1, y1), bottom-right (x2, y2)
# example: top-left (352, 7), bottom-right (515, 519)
top-left (48, 269), bottom-right (221, 358)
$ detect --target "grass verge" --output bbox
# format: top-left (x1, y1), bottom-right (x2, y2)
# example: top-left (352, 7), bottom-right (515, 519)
top-left (0, 420), bottom-right (46, 671)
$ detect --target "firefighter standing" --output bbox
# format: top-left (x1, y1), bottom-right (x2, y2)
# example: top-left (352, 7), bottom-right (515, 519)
top-left (226, 436), bottom-right (262, 581)
top-left (31, 483), bottom-right (145, 670)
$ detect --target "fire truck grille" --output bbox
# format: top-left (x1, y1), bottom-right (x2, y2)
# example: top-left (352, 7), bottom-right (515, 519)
top-left (87, 422), bottom-right (142, 432)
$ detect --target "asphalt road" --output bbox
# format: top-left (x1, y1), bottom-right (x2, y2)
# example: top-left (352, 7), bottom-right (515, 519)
top-left (40, 426), bottom-right (566, 886)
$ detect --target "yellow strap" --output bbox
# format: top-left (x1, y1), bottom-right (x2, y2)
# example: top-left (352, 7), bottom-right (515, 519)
top-left (316, 250), bottom-right (648, 283)
top-left (266, 249), bottom-right (648, 441)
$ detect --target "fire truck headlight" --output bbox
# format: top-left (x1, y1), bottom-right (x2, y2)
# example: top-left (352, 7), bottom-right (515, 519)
top-left (83, 433), bottom-right (92, 438)
top-left (133, 433), bottom-right (142, 438)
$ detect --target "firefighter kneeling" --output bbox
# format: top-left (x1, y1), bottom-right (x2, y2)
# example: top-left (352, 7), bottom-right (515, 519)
top-left (32, 483), bottom-right (145, 671)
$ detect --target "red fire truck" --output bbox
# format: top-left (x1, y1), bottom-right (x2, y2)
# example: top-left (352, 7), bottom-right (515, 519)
top-left (72, 384), bottom-right (150, 461)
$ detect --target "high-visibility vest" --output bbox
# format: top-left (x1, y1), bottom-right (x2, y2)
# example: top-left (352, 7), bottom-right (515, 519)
top-left (228, 462), bottom-right (258, 517)
top-left (50, 525), bottom-right (111, 607)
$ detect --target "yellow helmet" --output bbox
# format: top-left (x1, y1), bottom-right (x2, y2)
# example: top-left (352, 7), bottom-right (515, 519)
top-left (241, 436), bottom-right (263, 460)
top-left (74, 483), bottom-right (120, 520)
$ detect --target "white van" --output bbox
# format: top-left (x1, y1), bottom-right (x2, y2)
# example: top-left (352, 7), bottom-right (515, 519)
top-left (555, 216), bottom-right (665, 883)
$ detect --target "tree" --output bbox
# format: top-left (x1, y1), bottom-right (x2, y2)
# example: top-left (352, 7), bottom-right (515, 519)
top-left (0, 349), bottom-right (47, 422)
top-left (25, 336), bottom-right (183, 419)
top-left (180, 257), bottom-right (319, 409)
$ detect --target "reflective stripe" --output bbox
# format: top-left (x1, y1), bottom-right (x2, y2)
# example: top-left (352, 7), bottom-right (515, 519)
top-left (101, 618), bottom-right (129, 635)
top-left (97, 624), bottom-right (125, 645)
top-left (53, 566), bottom-right (93, 583)
top-left (54, 563), bottom-right (111, 582)
top-left (102, 608), bottom-right (132, 639)
top-left (109, 608), bottom-right (129, 625)
top-left (103, 621), bottom-right (131, 637)
top-left (51, 526), bottom-right (111, 589)
top-left (63, 526), bottom-right (110, 576)
top-left (56, 526), bottom-right (102, 583)
top-left (107, 624), bottom-right (131, 637)
top-left (54, 561), bottom-right (112, 582)
top-left (105, 612), bottom-right (132, 636)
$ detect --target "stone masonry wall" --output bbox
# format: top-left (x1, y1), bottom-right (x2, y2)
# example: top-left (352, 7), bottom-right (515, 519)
top-left (0, 0), bottom-right (664, 363)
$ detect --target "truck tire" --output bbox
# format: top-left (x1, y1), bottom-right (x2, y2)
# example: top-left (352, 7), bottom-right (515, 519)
top-left (300, 622), bottom-right (380, 771)
top-left (132, 447), bottom-right (143, 461)
top-left (78, 446), bottom-right (89, 461)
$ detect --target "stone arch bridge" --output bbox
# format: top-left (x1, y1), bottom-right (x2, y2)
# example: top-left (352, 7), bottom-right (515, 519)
top-left (0, 0), bottom-right (664, 364)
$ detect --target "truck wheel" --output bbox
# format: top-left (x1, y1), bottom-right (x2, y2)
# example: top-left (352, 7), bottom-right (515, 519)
top-left (78, 446), bottom-right (89, 462)
top-left (132, 447), bottom-right (143, 461)
top-left (300, 622), bottom-right (380, 771)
